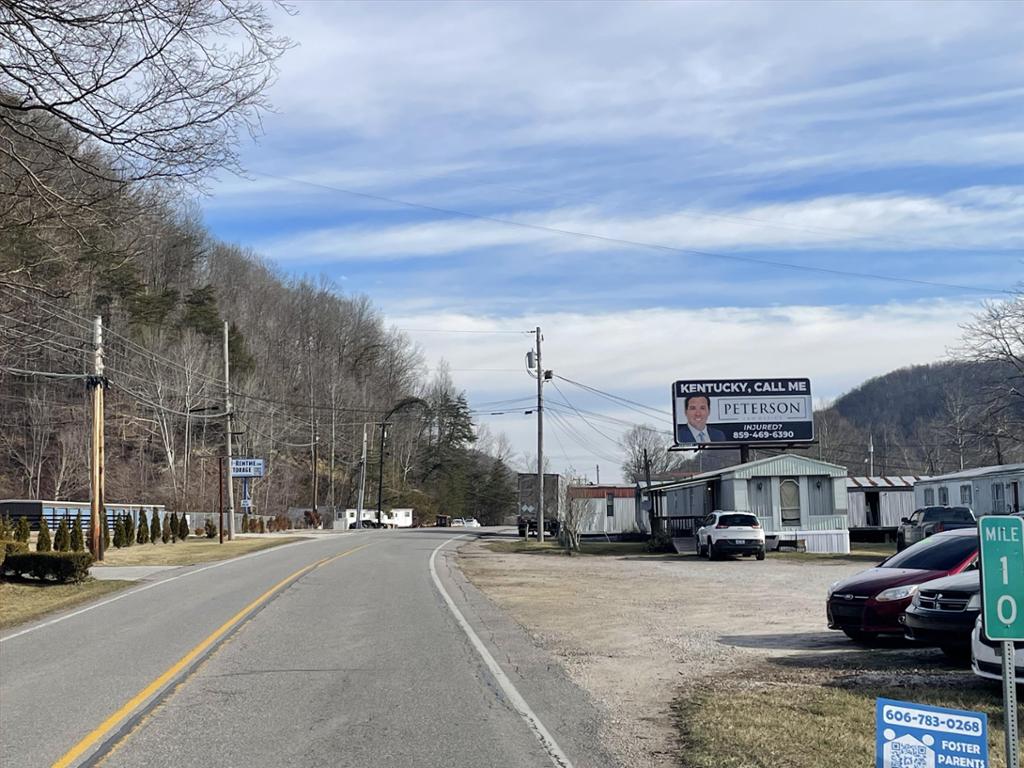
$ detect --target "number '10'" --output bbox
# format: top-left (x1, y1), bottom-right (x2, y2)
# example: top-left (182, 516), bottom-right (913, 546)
top-left (997, 555), bottom-right (1018, 625)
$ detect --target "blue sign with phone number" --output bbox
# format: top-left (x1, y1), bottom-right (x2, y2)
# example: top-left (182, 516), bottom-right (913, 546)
top-left (876, 698), bottom-right (988, 767)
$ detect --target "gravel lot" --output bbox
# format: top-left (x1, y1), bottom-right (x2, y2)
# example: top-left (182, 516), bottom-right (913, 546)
top-left (457, 541), bottom-right (896, 768)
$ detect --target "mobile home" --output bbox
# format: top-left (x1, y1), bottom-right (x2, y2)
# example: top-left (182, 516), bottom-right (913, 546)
top-left (913, 464), bottom-right (1024, 516)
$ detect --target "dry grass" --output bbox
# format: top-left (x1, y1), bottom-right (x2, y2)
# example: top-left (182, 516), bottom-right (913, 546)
top-left (483, 539), bottom-right (652, 557)
top-left (0, 579), bottom-right (134, 629)
top-left (92, 536), bottom-right (305, 567)
top-left (769, 542), bottom-right (896, 564)
top-left (677, 662), bottom-right (1021, 768)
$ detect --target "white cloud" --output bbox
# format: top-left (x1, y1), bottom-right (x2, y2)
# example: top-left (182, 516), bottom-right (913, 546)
top-left (257, 186), bottom-right (1024, 263)
top-left (390, 298), bottom-right (980, 481)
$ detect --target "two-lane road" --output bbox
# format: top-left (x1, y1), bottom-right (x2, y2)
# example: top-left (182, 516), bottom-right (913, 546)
top-left (1, 530), bottom-right (616, 768)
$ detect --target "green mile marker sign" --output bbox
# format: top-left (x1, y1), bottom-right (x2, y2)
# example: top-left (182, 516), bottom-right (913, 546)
top-left (979, 515), bottom-right (1024, 642)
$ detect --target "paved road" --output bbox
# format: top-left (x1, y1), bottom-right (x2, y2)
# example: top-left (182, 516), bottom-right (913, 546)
top-left (1, 529), bottom-right (616, 768)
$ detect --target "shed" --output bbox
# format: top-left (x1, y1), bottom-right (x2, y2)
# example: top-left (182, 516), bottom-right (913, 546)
top-left (846, 476), bottom-right (924, 529)
top-left (913, 464), bottom-right (1024, 516)
top-left (645, 454), bottom-right (851, 553)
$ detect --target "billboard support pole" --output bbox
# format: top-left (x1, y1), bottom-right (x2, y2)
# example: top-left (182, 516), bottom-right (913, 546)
top-left (739, 445), bottom-right (750, 463)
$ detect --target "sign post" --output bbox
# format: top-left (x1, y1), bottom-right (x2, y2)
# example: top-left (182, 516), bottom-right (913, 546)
top-left (979, 515), bottom-right (1023, 768)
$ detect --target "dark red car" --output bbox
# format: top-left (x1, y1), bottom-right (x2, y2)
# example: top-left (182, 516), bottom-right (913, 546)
top-left (827, 528), bottom-right (978, 641)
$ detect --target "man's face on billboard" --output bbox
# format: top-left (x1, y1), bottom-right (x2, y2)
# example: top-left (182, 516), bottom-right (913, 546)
top-left (686, 396), bottom-right (710, 430)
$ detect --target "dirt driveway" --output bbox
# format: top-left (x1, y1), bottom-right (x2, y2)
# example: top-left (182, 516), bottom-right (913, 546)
top-left (457, 541), bottom-right (918, 767)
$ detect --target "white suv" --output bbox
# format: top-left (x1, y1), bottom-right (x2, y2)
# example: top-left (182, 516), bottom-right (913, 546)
top-left (696, 511), bottom-right (766, 560)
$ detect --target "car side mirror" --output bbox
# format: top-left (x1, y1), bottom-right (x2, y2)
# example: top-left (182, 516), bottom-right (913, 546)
top-left (900, 518), bottom-right (910, 524)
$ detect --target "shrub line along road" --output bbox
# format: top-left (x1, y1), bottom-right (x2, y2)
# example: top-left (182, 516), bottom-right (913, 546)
top-left (0, 529), bottom-right (616, 768)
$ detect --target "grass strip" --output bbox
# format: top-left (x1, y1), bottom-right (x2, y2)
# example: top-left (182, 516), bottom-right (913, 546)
top-left (484, 540), bottom-right (653, 557)
top-left (91, 536), bottom-right (305, 567)
top-left (0, 580), bottom-right (134, 630)
top-left (676, 674), bottom-right (1020, 768)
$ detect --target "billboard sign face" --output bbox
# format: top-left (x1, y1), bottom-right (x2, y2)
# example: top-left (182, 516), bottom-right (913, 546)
top-left (231, 458), bottom-right (265, 477)
top-left (672, 378), bottom-right (814, 447)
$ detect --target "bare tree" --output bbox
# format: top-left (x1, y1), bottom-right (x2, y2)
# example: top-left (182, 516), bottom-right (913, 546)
top-left (958, 293), bottom-right (1024, 451)
top-left (0, 1), bottom-right (290, 189)
top-left (620, 424), bottom-right (683, 483)
top-left (559, 472), bottom-right (594, 553)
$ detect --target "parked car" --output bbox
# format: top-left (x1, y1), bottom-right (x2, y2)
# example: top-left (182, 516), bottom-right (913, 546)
top-left (896, 506), bottom-right (975, 551)
top-left (695, 511), bottom-right (766, 560)
top-left (463, 518), bottom-right (481, 528)
top-left (451, 518), bottom-right (465, 527)
top-left (827, 528), bottom-right (979, 641)
top-left (901, 570), bottom-right (980, 658)
top-left (970, 616), bottom-right (1023, 685)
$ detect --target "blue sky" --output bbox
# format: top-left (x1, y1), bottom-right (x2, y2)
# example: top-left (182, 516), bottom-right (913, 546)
top-left (200, 1), bottom-right (1024, 480)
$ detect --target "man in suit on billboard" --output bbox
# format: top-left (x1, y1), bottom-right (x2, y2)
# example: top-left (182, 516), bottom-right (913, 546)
top-left (677, 394), bottom-right (726, 444)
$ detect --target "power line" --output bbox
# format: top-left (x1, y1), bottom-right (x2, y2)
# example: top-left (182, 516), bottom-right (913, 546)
top-left (253, 171), bottom-right (1012, 296)
top-left (554, 374), bottom-right (671, 419)
top-left (397, 328), bottom-right (534, 335)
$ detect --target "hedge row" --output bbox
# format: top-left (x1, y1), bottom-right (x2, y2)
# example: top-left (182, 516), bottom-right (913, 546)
top-left (2, 552), bottom-right (94, 583)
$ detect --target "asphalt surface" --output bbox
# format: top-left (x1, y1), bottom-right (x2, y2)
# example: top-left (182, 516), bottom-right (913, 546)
top-left (0, 529), bottom-right (618, 768)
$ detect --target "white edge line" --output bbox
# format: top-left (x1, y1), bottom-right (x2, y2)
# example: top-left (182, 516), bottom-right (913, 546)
top-left (1, 533), bottom-right (368, 643)
top-left (429, 534), bottom-right (575, 768)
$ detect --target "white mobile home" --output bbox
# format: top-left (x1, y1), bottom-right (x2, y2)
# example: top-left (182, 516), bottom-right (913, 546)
top-left (647, 454), bottom-right (851, 553)
top-left (913, 464), bottom-right (1024, 516)
top-left (566, 485), bottom-right (638, 535)
top-left (846, 476), bottom-right (924, 529)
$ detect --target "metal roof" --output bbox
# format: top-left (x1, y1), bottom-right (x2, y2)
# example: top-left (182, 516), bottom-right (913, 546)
top-left (846, 475), bottom-right (925, 490)
top-left (916, 463), bottom-right (1024, 483)
top-left (644, 453), bottom-right (848, 493)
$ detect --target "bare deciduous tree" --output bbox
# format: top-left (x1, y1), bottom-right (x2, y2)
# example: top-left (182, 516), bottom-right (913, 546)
top-left (620, 424), bottom-right (683, 483)
top-left (0, 1), bottom-right (290, 188)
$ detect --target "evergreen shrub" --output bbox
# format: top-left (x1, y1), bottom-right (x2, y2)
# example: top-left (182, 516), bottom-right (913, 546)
top-left (15, 516), bottom-right (31, 543)
top-left (2, 551), bottom-right (93, 582)
top-left (37, 518), bottom-right (52, 552)
top-left (71, 514), bottom-right (84, 552)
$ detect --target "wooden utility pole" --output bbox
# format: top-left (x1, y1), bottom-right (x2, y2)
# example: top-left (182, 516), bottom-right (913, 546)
top-left (223, 322), bottom-right (236, 540)
top-left (355, 423), bottom-right (368, 528)
top-left (88, 316), bottom-right (106, 560)
top-left (312, 420), bottom-right (319, 523)
top-left (536, 326), bottom-right (545, 543)
top-left (218, 456), bottom-right (225, 544)
top-left (376, 422), bottom-right (388, 526)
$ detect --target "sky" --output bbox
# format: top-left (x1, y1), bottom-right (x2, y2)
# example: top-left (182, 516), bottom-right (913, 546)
top-left (200, 1), bottom-right (1024, 482)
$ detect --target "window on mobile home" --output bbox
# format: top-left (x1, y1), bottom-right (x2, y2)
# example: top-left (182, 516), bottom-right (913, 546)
top-left (938, 487), bottom-right (949, 505)
top-left (959, 484), bottom-right (972, 505)
top-left (924, 488), bottom-right (935, 505)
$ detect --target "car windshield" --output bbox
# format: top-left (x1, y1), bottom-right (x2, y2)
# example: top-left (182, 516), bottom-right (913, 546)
top-left (718, 514), bottom-right (758, 527)
top-left (883, 534), bottom-right (978, 570)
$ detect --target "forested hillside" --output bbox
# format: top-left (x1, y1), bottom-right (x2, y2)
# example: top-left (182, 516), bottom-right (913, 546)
top-left (0, 66), bottom-right (516, 524)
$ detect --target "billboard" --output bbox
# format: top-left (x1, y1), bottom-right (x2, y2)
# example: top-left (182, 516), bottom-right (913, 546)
top-left (672, 378), bottom-right (814, 447)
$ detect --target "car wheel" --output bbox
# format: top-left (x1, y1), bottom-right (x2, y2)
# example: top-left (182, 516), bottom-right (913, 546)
top-left (707, 540), bottom-right (716, 560)
top-left (842, 628), bottom-right (877, 643)
top-left (756, 548), bottom-right (765, 561)
top-left (697, 538), bottom-right (707, 557)
top-left (896, 536), bottom-right (904, 552)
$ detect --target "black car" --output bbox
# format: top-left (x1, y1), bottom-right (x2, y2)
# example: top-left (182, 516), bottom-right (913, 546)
top-left (901, 570), bottom-right (979, 659)
top-left (896, 506), bottom-right (975, 551)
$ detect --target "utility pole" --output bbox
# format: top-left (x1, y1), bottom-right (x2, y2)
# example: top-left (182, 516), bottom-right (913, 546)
top-left (596, 464), bottom-right (600, 485)
top-left (88, 316), bottom-right (106, 560)
top-left (312, 420), bottom-right (319, 525)
top-left (643, 447), bottom-right (656, 536)
top-left (868, 434), bottom-right (875, 477)
top-left (355, 423), bottom-right (368, 528)
top-left (218, 456), bottom-right (225, 544)
top-left (376, 422), bottom-right (388, 526)
top-left (535, 326), bottom-right (545, 543)
top-left (223, 322), bottom-right (236, 540)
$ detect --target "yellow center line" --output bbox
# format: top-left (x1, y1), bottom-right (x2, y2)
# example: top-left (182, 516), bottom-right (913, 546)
top-left (52, 542), bottom-right (371, 768)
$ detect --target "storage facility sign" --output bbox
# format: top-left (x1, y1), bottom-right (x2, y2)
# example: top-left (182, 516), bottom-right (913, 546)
top-left (875, 698), bottom-right (988, 768)
top-left (231, 458), bottom-right (265, 477)
top-left (979, 515), bottom-right (1024, 641)
top-left (672, 378), bottom-right (814, 447)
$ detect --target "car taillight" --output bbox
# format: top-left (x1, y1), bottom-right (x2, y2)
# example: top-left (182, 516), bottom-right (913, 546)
top-left (716, 523), bottom-right (728, 529)
top-left (751, 520), bottom-right (760, 528)
top-left (934, 522), bottom-right (944, 533)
